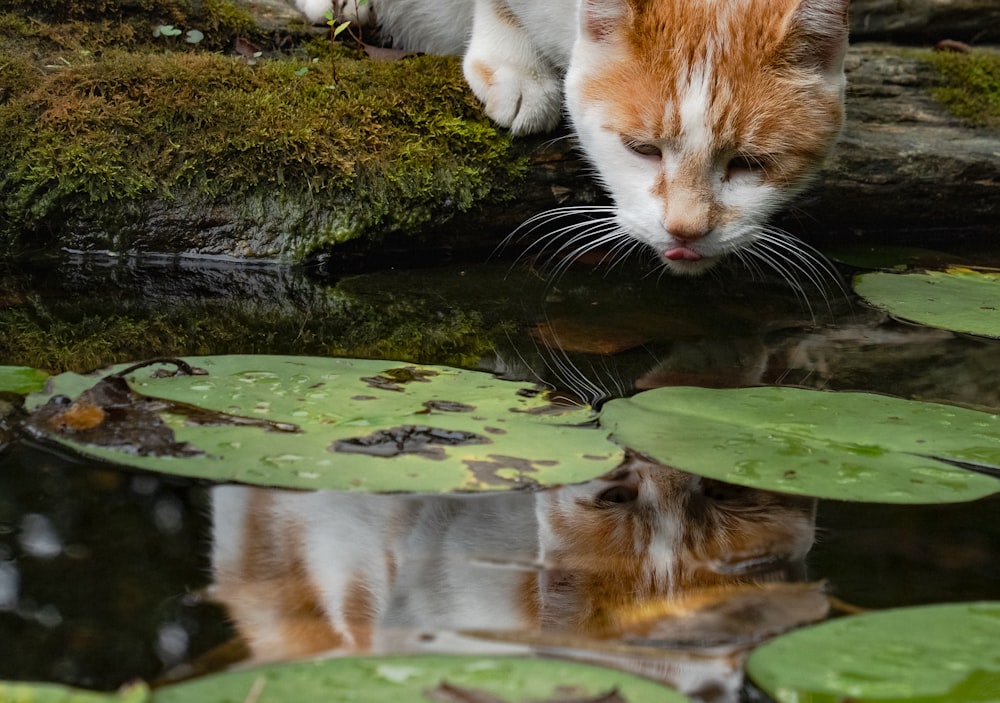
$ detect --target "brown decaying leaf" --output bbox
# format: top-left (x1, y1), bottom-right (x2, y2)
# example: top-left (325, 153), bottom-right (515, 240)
top-left (529, 319), bottom-right (649, 356)
top-left (26, 358), bottom-right (300, 457)
top-left (362, 44), bottom-right (418, 61)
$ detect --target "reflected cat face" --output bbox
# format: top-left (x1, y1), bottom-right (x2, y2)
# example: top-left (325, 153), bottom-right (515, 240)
top-left (210, 455), bottom-right (814, 663)
top-left (534, 456), bottom-right (816, 631)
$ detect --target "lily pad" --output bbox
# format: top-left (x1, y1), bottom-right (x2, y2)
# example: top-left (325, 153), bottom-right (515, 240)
top-left (599, 386), bottom-right (1000, 503)
top-left (854, 267), bottom-right (1000, 338)
top-left (0, 681), bottom-right (148, 702)
top-left (747, 601), bottom-right (1000, 702)
top-left (0, 366), bottom-right (49, 394)
top-left (24, 356), bottom-right (622, 492)
top-left (152, 654), bottom-right (688, 703)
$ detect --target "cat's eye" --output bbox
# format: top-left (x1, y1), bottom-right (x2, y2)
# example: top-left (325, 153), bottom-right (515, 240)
top-left (725, 154), bottom-right (768, 179)
top-left (622, 139), bottom-right (662, 159)
top-left (596, 484), bottom-right (639, 505)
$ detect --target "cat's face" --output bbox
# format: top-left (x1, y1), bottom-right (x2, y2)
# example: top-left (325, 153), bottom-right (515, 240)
top-left (564, 0), bottom-right (848, 274)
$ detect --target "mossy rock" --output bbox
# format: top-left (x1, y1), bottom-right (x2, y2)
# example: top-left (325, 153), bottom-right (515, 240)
top-left (0, 4), bottom-right (527, 261)
top-left (927, 48), bottom-right (1000, 129)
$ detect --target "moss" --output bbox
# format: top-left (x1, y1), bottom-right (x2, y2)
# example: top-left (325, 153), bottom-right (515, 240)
top-left (927, 49), bottom-right (1000, 129)
top-left (0, 6), bottom-right (527, 261)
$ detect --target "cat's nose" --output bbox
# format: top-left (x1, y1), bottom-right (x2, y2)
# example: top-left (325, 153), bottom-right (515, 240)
top-left (667, 222), bottom-right (708, 242)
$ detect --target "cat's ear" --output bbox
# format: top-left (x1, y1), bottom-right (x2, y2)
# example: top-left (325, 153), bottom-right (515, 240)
top-left (579, 0), bottom-right (629, 43)
top-left (783, 0), bottom-right (850, 77)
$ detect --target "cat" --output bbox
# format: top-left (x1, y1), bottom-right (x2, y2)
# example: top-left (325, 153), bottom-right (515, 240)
top-left (294, 0), bottom-right (849, 276)
top-left (210, 454), bottom-right (816, 664)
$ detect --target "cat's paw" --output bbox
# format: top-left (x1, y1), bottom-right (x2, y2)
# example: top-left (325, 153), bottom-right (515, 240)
top-left (333, 0), bottom-right (375, 25)
top-left (463, 58), bottom-right (562, 135)
top-left (294, 0), bottom-right (375, 25)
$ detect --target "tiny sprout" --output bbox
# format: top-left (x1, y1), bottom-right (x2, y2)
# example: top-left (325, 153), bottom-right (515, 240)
top-left (185, 29), bottom-right (204, 44)
top-left (295, 67), bottom-right (309, 76)
top-left (153, 24), bottom-right (182, 38)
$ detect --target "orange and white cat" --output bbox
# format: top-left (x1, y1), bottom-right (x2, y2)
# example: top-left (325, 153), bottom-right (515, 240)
top-left (210, 455), bottom-right (815, 664)
top-left (295, 0), bottom-right (848, 275)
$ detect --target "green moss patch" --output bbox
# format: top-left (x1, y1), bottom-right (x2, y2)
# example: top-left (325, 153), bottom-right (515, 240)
top-left (928, 48), bottom-right (1000, 129)
top-left (0, 5), bottom-right (526, 261)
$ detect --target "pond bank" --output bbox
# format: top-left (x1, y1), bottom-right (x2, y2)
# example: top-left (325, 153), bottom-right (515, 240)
top-left (0, 0), bottom-right (997, 262)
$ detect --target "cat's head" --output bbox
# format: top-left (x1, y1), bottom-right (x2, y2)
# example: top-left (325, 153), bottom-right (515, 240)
top-left (564, 0), bottom-right (849, 275)
top-left (536, 455), bottom-right (816, 630)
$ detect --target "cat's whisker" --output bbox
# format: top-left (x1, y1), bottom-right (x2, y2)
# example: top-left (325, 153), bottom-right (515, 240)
top-left (755, 229), bottom-right (849, 312)
top-left (742, 244), bottom-right (815, 316)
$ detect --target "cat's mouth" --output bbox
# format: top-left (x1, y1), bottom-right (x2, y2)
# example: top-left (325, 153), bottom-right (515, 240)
top-left (661, 246), bottom-right (721, 275)
top-left (663, 245), bottom-right (703, 263)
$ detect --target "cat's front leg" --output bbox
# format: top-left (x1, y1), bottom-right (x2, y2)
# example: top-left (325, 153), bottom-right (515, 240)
top-left (462, 0), bottom-right (562, 135)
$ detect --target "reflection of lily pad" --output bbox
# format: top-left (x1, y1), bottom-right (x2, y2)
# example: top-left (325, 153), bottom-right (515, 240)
top-left (0, 366), bottom-right (48, 394)
top-left (747, 602), bottom-right (1000, 703)
top-left (24, 356), bottom-right (622, 492)
top-left (153, 655), bottom-right (688, 703)
top-left (599, 386), bottom-right (1000, 503)
top-left (854, 267), bottom-right (1000, 338)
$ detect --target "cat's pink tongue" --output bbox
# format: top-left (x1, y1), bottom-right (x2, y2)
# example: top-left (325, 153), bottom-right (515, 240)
top-left (664, 247), bottom-right (702, 262)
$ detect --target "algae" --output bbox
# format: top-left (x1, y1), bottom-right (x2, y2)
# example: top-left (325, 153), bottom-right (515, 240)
top-left (0, 2), bottom-right (526, 261)
top-left (927, 48), bottom-right (1000, 129)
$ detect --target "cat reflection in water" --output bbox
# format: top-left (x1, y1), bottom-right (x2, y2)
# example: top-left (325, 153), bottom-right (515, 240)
top-left (295, 0), bottom-right (848, 279)
top-left (210, 455), bottom-right (815, 663)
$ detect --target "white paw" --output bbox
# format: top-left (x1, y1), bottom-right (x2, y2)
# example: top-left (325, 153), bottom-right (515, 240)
top-left (294, 0), bottom-right (375, 25)
top-left (463, 58), bottom-right (563, 135)
top-left (334, 0), bottom-right (375, 25)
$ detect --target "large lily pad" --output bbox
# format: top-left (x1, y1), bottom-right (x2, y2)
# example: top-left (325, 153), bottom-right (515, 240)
top-left (599, 386), bottom-right (1000, 503)
top-left (0, 681), bottom-right (148, 702)
top-left (747, 602), bottom-right (1000, 702)
top-left (854, 267), bottom-right (1000, 338)
top-left (0, 366), bottom-right (48, 395)
top-left (24, 356), bottom-right (621, 492)
top-left (153, 654), bottom-right (688, 703)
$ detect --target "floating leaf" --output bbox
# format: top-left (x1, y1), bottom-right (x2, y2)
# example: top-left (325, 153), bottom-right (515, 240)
top-left (152, 655), bottom-right (688, 703)
top-left (0, 366), bottom-right (48, 394)
top-left (854, 267), bottom-right (1000, 338)
top-left (0, 681), bottom-right (148, 702)
top-left (600, 386), bottom-right (1000, 503)
top-left (24, 356), bottom-right (622, 492)
top-left (747, 601), bottom-right (1000, 702)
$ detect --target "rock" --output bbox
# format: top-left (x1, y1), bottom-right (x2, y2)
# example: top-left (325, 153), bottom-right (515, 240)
top-left (791, 45), bottom-right (999, 242)
top-left (849, 0), bottom-right (1000, 43)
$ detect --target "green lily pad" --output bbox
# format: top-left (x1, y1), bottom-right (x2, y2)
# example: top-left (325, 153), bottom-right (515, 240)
top-left (0, 366), bottom-right (49, 395)
top-left (854, 267), bottom-right (1000, 338)
top-left (599, 386), bottom-right (1000, 503)
top-left (152, 654), bottom-right (688, 703)
top-left (0, 681), bottom-right (148, 702)
top-left (24, 356), bottom-right (622, 492)
top-left (747, 602), bottom-right (1000, 702)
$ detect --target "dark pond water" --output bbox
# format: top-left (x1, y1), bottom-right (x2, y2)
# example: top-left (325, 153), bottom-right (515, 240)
top-left (1, 242), bottom-right (999, 701)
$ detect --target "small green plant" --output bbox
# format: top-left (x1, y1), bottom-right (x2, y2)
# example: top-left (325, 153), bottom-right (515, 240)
top-left (324, 9), bottom-right (352, 84)
top-left (153, 24), bottom-right (182, 39)
top-left (153, 25), bottom-right (204, 47)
